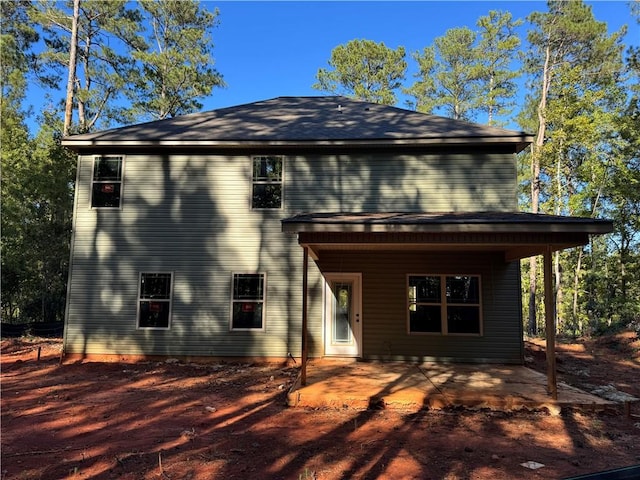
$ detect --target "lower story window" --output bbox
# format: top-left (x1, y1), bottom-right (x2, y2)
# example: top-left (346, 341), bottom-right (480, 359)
top-left (138, 272), bottom-right (173, 329)
top-left (408, 275), bottom-right (481, 335)
top-left (231, 273), bottom-right (265, 330)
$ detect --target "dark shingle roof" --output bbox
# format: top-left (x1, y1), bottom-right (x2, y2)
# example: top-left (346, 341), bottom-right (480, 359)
top-left (62, 96), bottom-right (533, 152)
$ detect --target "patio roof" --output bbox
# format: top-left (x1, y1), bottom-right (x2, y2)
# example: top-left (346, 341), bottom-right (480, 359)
top-left (282, 212), bottom-right (613, 262)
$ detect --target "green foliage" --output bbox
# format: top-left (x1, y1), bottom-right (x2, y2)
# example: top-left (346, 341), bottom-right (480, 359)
top-left (1, 108), bottom-right (76, 323)
top-left (127, 0), bottom-right (225, 120)
top-left (27, 0), bottom-right (223, 128)
top-left (404, 46), bottom-right (438, 114)
top-left (406, 12), bottom-right (521, 124)
top-left (3, 0), bottom-right (226, 326)
top-left (28, 0), bottom-right (146, 131)
top-left (406, 27), bottom-right (480, 120)
top-left (520, 0), bottom-right (636, 336)
top-left (1, 1), bottom-right (39, 108)
top-left (435, 27), bottom-right (481, 120)
top-left (4, 1), bottom-right (639, 336)
top-left (475, 11), bottom-right (523, 125)
top-left (313, 39), bottom-right (407, 105)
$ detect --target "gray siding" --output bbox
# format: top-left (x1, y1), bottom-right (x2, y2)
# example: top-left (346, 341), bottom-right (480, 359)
top-left (66, 153), bottom-right (305, 357)
top-left (316, 251), bottom-right (523, 363)
top-left (286, 152), bottom-right (517, 212)
top-left (65, 151), bottom-right (521, 360)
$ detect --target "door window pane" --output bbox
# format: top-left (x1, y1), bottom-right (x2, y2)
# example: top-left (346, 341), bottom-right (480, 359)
top-left (332, 282), bottom-right (352, 344)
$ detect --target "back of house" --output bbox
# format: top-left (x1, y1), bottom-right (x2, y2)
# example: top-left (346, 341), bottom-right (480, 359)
top-left (61, 96), bottom-right (609, 364)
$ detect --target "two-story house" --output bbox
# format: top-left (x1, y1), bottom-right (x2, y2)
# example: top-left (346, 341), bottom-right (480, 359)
top-left (61, 96), bottom-right (611, 371)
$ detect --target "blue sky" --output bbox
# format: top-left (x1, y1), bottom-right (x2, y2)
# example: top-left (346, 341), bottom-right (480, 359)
top-left (26, 1), bottom-right (639, 131)
top-left (201, 0), bottom-right (638, 119)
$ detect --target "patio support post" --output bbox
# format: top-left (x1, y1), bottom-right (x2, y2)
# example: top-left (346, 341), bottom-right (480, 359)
top-left (301, 246), bottom-right (309, 386)
top-left (544, 245), bottom-right (558, 399)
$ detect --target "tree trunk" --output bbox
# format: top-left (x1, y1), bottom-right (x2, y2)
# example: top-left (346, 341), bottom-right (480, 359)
top-left (554, 250), bottom-right (562, 330)
top-left (77, 29), bottom-right (91, 131)
top-left (63, 0), bottom-right (80, 137)
top-left (572, 247), bottom-right (583, 334)
top-left (528, 259), bottom-right (538, 335)
top-left (528, 42), bottom-right (553, 336)
top-left (487, 75), bottom-right (495, 124)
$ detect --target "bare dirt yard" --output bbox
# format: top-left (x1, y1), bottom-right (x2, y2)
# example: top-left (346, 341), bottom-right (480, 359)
top-left (2, 332), bottom-right (639, 480)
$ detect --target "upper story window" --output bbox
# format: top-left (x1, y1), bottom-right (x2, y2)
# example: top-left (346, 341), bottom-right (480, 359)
top-left (252, 156), bottom-right (282, 209)
top-left (138, 272), bottom-right (173, 329)
top-left (91, 156), bottom-right (123, 208)
top-left (408, 275), bottom-right (482, 335)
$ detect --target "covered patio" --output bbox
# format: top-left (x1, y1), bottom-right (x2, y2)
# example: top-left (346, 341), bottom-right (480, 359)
top-left (286, 360), bottom-right (615, 413)
top-left (282, 212), bottom-right (614, 404)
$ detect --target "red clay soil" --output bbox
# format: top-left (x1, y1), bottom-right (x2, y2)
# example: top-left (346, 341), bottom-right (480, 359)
top-left (1, 332), bottom-right (639, 480)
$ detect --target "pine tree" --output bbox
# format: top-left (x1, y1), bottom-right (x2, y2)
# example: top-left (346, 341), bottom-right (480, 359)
top-left (313, 39), bottom-right (407, 105)
top-left (406, 13), bottom-right (521, 124)
top-left (522, 0), bottom-right (626, 335)
top-left (127, 0), bottom-right (225, 120)
top-left (475, 11), bottom-right (522, 125)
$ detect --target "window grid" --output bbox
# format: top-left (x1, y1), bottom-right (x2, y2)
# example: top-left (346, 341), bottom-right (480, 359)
top-left (251, 156), bottom-right (283, 209)
top-left (137, 272), bottom-right (173, 330)
top-left (91, 155), bottom-right (124, 209)
top-left (230, 273), bottom-right (266, 331)
top-left (408, 274), bottom-right (482, 336)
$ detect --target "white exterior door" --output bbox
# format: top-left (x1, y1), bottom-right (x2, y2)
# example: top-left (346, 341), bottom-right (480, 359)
top-left (324, 273), bottom-right (362, 357)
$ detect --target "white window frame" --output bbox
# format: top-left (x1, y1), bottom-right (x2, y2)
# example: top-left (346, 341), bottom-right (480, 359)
top-left (230, 272), bottom-right (267, 331)
top-left (407, 274), bottom-right (482, 336)
top-left (90, 155), bottom-right (125, 209)
top-left (251, 156), bottom-right (283, 210)
top-left (137, 272), bottom-right (173, 330)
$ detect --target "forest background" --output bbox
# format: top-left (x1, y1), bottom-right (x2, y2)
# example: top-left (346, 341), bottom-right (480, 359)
top-left (1, 0), bottom-right (639, 338)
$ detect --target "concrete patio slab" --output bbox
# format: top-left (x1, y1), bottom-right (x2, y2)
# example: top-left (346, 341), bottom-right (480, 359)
top-left (286, 360), bottom-right (615, 413)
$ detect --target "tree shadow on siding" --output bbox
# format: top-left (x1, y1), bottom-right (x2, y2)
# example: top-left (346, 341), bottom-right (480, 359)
top-left (70, 152), bottom-right (232, 357)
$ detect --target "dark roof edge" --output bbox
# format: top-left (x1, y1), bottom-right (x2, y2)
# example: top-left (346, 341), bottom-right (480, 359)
top-left (281, 212), bottom-right (613, 235)
top-left (61, 135), bottom-right (533, 153)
